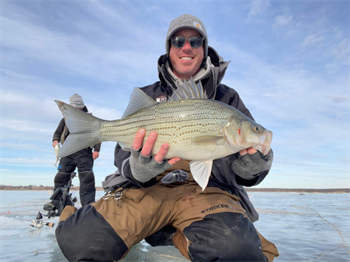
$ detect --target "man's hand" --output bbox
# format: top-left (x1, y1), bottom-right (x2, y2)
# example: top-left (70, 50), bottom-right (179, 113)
top-left (231, 147), bottom-right (273, 180)
top-left (52, 140), bottom-right (59, 148)
top-left (129, 128), bottom-right (180, 183)
top-left (239, 147), bottom-right (257, 156)
top-left (132, 128), bottom-right (180, 165)
top-left (92, 151), bottom-right (99, 160)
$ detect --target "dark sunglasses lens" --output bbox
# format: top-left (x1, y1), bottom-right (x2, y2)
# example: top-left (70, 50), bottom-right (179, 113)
top-left (171, 37), bottom-right (204, 48)
top-left (171, 37), bottom-right (186, 48)
top-left (189, 37), bottom-right (203, 48)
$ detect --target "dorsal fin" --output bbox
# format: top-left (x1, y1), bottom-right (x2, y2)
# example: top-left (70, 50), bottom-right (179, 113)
top-left (122, 87), bottom-right (156, 119)
top-left (168, 77), bottom-right (207, 102)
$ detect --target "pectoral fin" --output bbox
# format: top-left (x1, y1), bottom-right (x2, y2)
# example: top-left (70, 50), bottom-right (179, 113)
top-left (189, 160), bottom-right (213, 191)
top-left (191, 136), bottom-right (226, 146)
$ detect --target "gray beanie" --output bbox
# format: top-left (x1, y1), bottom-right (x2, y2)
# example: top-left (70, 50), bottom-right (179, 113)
top-left (69, 93), bottom-right (85, 108)
top-left (166, 14), bottom-right (208, 57)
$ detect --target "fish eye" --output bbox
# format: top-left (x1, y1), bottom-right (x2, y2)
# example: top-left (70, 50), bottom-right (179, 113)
top-left (254, 126), bottom-right (260, 132)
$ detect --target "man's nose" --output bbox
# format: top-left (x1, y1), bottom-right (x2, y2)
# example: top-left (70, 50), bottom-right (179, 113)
top-left (181, 39), bottom-right (192, 50)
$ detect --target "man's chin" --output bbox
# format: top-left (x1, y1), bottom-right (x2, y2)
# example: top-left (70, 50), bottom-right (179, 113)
top-left (174, 69), bottom-right (199, 79)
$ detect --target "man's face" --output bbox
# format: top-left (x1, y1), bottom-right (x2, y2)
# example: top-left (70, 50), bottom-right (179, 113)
top-left (169, 29), bottom-right (204, 80)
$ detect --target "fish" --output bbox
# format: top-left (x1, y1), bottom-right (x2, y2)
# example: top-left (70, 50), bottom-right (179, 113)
top-left (54, 143), bottom-right (60, 167)
top-left (55, 78), bottom-right (272, 190)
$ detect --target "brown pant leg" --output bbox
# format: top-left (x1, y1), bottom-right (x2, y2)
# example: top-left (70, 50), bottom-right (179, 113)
top-left (173, 228), bottom-right (279, 262)
top-left (172, 229), bottom-right (191, 260)
top-left (170, 185), bottom-right (279, 261)
top-left (257, 230), bottom-right (280, 262)
top-left (59, 205), bottom-right (77, 222)
top-left (92, 185), bottom-right (175, 249)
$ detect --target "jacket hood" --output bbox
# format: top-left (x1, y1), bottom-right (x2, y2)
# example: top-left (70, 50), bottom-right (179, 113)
top-left (157, 46), bottom-right (230, 99)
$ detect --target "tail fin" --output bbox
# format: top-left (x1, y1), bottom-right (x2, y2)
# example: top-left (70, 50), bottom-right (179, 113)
top-left (55, 100), bottom-right (103, 158)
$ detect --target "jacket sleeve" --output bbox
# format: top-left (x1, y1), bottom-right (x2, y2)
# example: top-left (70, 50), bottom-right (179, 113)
top-left (235, 170), bottom-right (270, 186)
top-left (93, 143), bottom-right (101, 152)
top-left (52, 118), bottom-right (65, 142)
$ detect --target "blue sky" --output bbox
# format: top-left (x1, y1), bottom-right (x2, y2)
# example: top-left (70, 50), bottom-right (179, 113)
top-left (1, 0), bottom-right (349, 189)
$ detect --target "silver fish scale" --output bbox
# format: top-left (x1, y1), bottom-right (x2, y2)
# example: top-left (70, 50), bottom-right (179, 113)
top-left (100, 99), bottom-right (239, 160)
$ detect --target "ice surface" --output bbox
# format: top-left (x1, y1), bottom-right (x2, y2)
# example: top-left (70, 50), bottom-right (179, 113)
top-left (0, 191), bottom-right (349, 261)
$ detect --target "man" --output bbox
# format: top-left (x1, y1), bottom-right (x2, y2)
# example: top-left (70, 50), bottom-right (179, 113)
top-left (56, 15), bottom-right (279, 261)
top-left (44, 94), bottom-right (101, 212)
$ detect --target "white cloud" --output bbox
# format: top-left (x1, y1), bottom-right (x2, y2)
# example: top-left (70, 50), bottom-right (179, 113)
top-left (248, 0), bottom-right (271, 18)
top-left (1, 68), bottom-right (37, 80)
top-left (1, 119), bottom-right (53, 134)
top-left (1, 157), bottom-right (55, 167)
top-left (0, 147), bottom-right (116, 169)
top-left (331, 95), bottom-right (349, 103)
top-left (2, 88), bottom-right (45, 107)
top-left (88, 105), bottom-right (123, 121)
top-left (302, 34), bottom-right (325, 47)
top-left (272, 14), bottom-right (293, 29)
top-left (1, 142), bottom-right (50, 152)
top-left (1, 16), bottom-right (161, 83)
top-left (331, 39), bottom-right (349, 65)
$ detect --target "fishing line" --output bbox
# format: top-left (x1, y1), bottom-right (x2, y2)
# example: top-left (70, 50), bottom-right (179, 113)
top-left (303, 204), bottom-right (350, 255)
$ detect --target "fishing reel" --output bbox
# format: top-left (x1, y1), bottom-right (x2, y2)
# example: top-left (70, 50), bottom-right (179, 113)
top-left (46, 194), bottom-right (77, 219)
top-left (30, 211), bottom-right (54, 228)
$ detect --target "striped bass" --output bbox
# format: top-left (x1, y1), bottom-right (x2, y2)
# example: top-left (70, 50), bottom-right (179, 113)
top-left (55, 79), bottom-right (272, 189)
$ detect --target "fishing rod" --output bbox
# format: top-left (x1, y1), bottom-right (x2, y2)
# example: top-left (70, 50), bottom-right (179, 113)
top-left (28, 172), bottom-right (77, 228)
top-left (45, 171), bottom-right (78, 219)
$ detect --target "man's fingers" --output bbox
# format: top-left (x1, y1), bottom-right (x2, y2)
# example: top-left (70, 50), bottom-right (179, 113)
top-left (133, 129), bottom-right (180, 165)
top-left (239, 147), bottom-right (257, 156)
top-left (154, 143), bottom-right (169, 162)
top-left (132, 129), bottom-right (146, 151)
top-left (168, 157), bottom-right (181, 166)
top-left (247, 147), bottom-right (257, 154)
top-left (154, 143), bottom-right (181, 165)
top-left (239, 149), bottom-right (248, 156)
top-left (141, 131), bottom-right (157, 156)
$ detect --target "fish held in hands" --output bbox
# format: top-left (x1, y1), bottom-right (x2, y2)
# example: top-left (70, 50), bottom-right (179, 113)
top-left (55, 79), bottom-right (272, 190)
top-left (54, 143), bottom-right (60, 167)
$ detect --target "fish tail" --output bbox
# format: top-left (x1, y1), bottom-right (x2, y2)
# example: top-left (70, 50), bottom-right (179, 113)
top-left (55, 100), bottom-right (104, 158)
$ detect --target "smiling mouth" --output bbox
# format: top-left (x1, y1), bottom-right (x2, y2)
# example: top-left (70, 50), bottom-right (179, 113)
top-left (180, 57), bottom-right (193, 60)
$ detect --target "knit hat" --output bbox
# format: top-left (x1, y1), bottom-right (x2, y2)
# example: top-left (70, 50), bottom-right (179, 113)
top-left (69, 93), bottom-right (85, 108)
top-left (165, 14), bottom-right (208, 57)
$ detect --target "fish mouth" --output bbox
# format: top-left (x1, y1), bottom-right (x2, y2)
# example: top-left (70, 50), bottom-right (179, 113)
top-left (252, 130), bottom-right (273, 155)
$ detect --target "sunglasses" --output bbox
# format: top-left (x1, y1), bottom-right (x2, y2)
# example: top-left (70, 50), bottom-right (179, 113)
top-left (171, 36), bottom-right (204, 49)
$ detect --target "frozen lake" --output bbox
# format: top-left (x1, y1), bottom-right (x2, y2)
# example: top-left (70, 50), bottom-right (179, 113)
top-left (0, 190), bottom-right (349, 261)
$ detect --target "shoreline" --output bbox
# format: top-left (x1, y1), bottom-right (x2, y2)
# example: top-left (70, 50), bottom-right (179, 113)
top-left (0, 186), bottom-right (349, 193)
